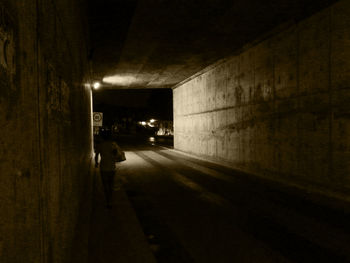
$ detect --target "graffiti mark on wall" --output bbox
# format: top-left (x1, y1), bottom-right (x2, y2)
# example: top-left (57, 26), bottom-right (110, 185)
top-left (60, 79), bottom-right (70, 115)
top-left (46, 64), bottom-right (60, 113)
top-left (0, 4), bottom-right (18, 120)
top-left (46, 63), bottom-right (71, 118)
top-left (0, 6), bottom-right (16, 75)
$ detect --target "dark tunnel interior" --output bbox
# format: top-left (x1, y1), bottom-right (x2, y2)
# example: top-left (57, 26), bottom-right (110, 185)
top-left (0, 0), bottom-right (349, 262)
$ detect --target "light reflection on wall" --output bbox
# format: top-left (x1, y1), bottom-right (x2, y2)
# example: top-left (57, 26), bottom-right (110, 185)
top-left (103, 75), bottom-right (139, 86)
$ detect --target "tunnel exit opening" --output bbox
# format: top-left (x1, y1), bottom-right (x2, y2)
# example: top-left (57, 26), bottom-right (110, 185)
top-left (92, 88), bottom-right (174, 148)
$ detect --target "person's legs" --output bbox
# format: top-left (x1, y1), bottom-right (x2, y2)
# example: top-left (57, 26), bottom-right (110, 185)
top-left (101, 171), bottom-right (114, 207)
top-left (113, 171), bottom-right (122, 190)
top-left (106, 172), bottom-right (114, 201)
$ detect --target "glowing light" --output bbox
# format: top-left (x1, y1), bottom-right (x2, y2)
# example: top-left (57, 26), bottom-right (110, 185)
top-left (93, 82), bottom-right (100, 90)
top-left (149, 137), bottom-right (155, 142)
top-left (150, 119), bottom-right (156, 123)
top-left (103, 75), bottom-right (138, 85)
top-left (141, 121), bottom-right (146, 126)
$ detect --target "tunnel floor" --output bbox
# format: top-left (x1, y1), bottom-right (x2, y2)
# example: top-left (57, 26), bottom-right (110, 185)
top-left (87, 135), bottom-right (350, 263)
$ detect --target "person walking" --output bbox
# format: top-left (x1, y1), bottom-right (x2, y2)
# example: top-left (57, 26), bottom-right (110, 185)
top-left (94, 130), bottom-right (120, 209)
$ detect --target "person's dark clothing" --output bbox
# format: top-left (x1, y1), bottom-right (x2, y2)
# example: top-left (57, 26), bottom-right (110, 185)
top-left (95, 138), bottom-right (118, 208)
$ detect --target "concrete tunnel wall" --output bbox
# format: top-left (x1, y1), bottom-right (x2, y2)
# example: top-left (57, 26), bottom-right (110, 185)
top-left (174, 0), bottom-right (350, 199)
top-left (0, 1), bottom-right (93, 262)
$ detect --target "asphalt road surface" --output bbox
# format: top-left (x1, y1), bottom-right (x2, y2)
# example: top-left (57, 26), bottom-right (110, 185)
top-left (114, 136), bottom-right (350, 263)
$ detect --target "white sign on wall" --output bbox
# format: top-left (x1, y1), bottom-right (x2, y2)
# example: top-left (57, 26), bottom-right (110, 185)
top-left (93, 112), bottom-right (103, 127)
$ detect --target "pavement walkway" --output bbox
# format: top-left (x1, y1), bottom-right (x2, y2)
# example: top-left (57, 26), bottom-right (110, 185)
top-left (87, 169), bottom-right (156, 263)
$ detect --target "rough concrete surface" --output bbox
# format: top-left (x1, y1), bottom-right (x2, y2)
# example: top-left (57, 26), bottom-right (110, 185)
top-left (0, 0), bottom-right (93, 262)
top-left (174, 0), bottom-right (350, 199)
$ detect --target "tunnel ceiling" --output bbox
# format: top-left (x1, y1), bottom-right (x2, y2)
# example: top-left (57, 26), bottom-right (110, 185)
top-left (87, 0), bottom-right (335, 89)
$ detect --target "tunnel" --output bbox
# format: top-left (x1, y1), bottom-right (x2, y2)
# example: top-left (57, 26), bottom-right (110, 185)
top-left (0, 0), bottom-right (350, 262)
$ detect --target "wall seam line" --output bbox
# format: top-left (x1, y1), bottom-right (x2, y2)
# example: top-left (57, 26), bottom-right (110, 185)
top-left (35, 0), bottom-right (46, 262)
top-left (328, 5), bottom-right (333, 182)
